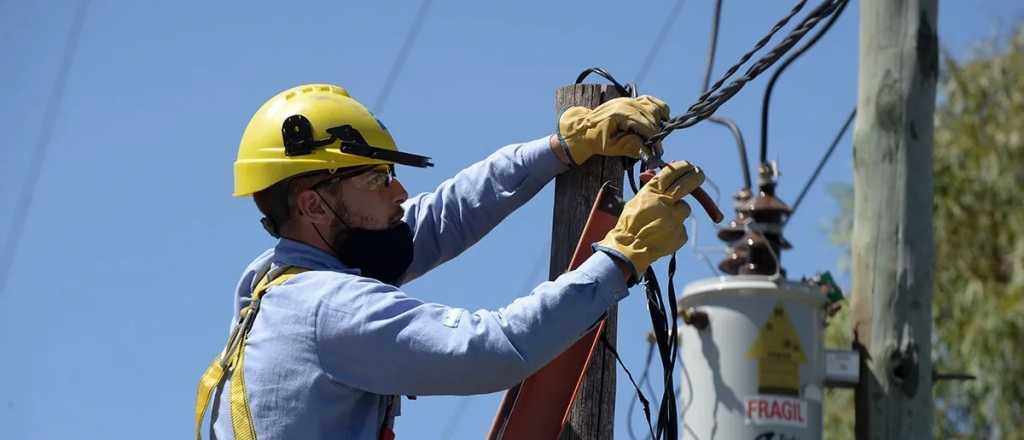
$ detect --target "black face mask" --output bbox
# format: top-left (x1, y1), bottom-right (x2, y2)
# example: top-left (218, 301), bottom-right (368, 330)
top-left (331, 221), bottom-right (414, 286)
top-left (312, 187), bottom-right (415, 286)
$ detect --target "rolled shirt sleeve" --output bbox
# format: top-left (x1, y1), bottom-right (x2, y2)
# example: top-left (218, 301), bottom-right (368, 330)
top-left (314, 251), bottom-right (627, 396)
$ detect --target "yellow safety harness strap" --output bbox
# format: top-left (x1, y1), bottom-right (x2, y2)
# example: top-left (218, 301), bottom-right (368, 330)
top-left (194, 266), bottom-right (307, 440)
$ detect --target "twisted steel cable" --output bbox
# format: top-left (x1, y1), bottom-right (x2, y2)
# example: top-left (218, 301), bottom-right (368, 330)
top-left (648, 0), bottom-right (842, 145)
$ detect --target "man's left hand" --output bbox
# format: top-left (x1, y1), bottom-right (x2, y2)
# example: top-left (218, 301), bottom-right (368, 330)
top-left (556, 95), bottom-right (670, 165)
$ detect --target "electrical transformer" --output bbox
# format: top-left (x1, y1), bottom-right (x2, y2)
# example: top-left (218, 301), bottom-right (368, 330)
top-left (678, 275), bottom-right (827, 440)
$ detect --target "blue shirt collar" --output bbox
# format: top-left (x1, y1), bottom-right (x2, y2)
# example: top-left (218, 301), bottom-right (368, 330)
top-left (272, 238), bottom-right (359, 274)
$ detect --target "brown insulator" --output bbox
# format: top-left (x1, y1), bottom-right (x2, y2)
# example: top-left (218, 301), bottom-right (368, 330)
top-left (718, 245), bottom-right (748, 274)
top-left (736, 231), bottom-right (779, 276)
top-left (717, 217), bottom-right (749, 242)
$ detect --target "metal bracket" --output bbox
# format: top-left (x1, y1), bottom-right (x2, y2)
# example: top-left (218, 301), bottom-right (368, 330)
top-left (825, 349), bottom-right (859, 388)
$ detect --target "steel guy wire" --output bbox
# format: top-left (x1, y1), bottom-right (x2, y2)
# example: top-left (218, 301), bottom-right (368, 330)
top-left (786, 107), bottom-right (856, 224)
top-left (373, 0), bottom-right (434, 114)
top-left (0, 0), bottom-right (91, 296)
top-left (760, 0), bottom-right (850, 165)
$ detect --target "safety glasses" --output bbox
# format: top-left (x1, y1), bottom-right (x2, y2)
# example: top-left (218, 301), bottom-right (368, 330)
top-left (310, 165), bottom-right (397, 192)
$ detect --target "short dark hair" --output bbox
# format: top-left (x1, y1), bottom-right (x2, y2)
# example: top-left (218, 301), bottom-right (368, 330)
top-left (252, 168), bottom-right (360, 237)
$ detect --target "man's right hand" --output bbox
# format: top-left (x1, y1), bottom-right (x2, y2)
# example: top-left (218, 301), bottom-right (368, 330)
top-left (594, 161), bottom-right (705, 280)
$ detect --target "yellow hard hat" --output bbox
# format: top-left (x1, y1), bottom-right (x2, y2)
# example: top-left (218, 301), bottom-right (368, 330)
top-left (233, 83), bottom-right (433, 197)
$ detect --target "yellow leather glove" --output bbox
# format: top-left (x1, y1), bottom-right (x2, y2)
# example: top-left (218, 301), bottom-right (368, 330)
top-left (558, 95), bottom-right (670, 165)
top-left (594, 161), bottom-right (705, 279)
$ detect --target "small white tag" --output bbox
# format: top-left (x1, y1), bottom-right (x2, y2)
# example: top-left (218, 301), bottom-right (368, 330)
top-left (441, 309), bottom-right (464, 328)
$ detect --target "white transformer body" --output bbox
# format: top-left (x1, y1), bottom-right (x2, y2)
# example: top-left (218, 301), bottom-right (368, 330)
top-left (678, 276), bottom-right (826, 440)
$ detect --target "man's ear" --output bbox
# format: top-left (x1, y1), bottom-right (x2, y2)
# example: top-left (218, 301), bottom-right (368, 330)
top-left (294, 189), bottom-right (334, 226)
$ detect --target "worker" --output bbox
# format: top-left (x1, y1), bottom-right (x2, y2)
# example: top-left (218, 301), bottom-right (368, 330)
top-left (195, 83), bottom-right (705, 440)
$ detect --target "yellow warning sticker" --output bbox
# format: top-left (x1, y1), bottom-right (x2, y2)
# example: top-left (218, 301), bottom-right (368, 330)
top-left (746, 301), bottom-right (806, 396)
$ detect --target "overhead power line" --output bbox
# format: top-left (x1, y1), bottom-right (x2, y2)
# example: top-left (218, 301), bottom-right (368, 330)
top-left (0, 0), bottom-right (91, 295)
top-left (786, 107), bottom-right (855, 222)
top-left (373, 0), bottom-right (434, 114)
top-left (635, 0), bottom-right (688, 88)
top-left (699, 0), bottom-right (724, 94)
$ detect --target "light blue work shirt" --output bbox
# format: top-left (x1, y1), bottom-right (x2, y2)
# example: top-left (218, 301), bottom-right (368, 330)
top-left (209, 137), bottom-right (629, 439)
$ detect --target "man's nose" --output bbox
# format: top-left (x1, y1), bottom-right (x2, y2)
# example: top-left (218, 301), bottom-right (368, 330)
top-left (390, 178), bottom-right (408, 205)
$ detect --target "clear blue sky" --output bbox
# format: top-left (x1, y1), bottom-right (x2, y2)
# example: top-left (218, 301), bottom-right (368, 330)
top-left (2, 1), bottom-right (1020, 438)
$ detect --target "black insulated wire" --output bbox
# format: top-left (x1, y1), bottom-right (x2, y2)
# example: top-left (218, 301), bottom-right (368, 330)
top-left (701, 0), bottom-right (753, 191)
top-left (709, 116), bottom-right (752, 190)
top-left (575, 67), bottom-right (632, 97)
top-left (700, 0), bottom-right (724, 94)
top-left (760, 0), bottom-right (850, 164)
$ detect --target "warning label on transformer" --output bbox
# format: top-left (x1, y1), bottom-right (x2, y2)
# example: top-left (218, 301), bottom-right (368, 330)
top-left (746, 301), bottom-right (807, 396)
top-left (745, 395), bottom-right (808, 428)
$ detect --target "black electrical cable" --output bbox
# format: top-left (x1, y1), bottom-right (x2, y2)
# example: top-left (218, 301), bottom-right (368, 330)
top-left (0, 0), bottom-right (91, 296)
top-left (709, 117), bottom-right (752, 190)
top-left (702, 0), bottom-right (753, 191)
top-left (700, 0), bottom-right (724, 94)
top-left (786, 107), bottom-right (855, 223)
top-left (575, 67), bottom-right (633, 97)
top-left (373, 0), bottom-right (434, 113)
top-left (643, 267), bottom-right (679, 440)
top-left (760, 0), bottom-right (850, 164)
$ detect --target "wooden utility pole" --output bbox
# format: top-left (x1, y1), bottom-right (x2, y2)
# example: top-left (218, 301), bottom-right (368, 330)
top-left (552, 84), bottom-right (625, 439)
top-left (851, 0), bottom-right (938, 438)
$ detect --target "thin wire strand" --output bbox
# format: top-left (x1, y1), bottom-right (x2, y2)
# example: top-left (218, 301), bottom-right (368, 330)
top-left (373, 0), bottom-right (434, 114)
top-left (601, 332), bottom-right (657, 440)
top-left (635, 0), bottom-right (688, 87)
top-left (0, 0), bottom-right (91, 296)
top-left (786, 107), bottom-right (855, 222)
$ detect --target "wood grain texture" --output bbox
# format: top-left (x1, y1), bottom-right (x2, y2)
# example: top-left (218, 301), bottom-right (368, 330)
top-left (851, 0), bottom-right (938, 438)
top-left (553, 84), bottom-right (625, 440)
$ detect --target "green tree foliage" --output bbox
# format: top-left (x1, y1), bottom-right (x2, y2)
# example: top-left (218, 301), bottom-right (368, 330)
top-left (929, 27), bottom-right (1024, 438)
top-left (825, 27), bottom-right (1024, 438)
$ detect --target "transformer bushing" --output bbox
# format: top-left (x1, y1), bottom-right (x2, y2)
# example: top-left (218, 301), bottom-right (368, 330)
top-left (718, 163), bottom-right (792, 276)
